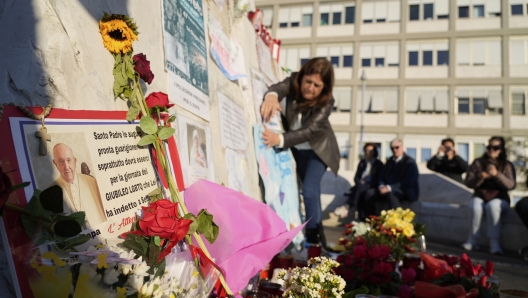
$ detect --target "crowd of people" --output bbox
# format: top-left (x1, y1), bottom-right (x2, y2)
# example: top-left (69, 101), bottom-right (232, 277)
top-left (336, 135), bottom-right (527, 257)
top-left (260, 57), bottom-right (526, 259)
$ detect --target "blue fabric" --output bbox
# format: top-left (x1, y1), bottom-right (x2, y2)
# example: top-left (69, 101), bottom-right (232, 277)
top-left (293, 149), bottom-right (327, 229)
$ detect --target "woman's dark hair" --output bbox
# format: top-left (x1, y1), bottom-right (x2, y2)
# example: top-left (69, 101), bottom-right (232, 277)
top-left (482, 136), bottom-right (508, 171)
top-left (293, 57), bottom-right (334, 112)
top-left (364, 142), bottom-right (379, 159)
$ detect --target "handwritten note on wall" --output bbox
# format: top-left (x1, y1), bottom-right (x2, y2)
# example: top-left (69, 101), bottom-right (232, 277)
top-left (217, 91), bottom-right (248, 152)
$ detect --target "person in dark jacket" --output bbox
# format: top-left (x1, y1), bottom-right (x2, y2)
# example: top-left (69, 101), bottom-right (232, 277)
top-left (462, 136), bottom-right (516, 255)
top-left (364, 139), bottom-right (420, 217)
top-left (260, 57), bottom-right (340, 246)
top-left (334, 143), bottom-right (384, 220)
top-left (427, 138), bottom-right (468, 184)
top-left (515, 177), bottom-right (528, 261)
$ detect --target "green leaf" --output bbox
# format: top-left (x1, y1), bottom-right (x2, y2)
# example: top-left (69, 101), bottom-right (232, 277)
top-left (126, 105), bottom-right (140, 122)
top-left (183, 213), bottom-right (198, 235)
top-left (122, 239), bottom-right (147, 259)
top-left (196, 210), bottom-right (219, 244)
top-left (10, 182), bottom-right (30, 191)
top-left (153, 258), bottom-right (166, 279)
top-left (124, 54), bottom-right (136, 81)
top-left (140, 116), bottom-right (158, 135)
top-left (147, 187), bottom-right (163, 202)
top-left (137, 135), bottom-right (157, 146)
top-left (167, 115), bottom-right (176, 123)
top-left (154, 236), bottom-right (161, 246)
top-left (61, 234), bottom-right (91, 250)
top-left (148, 238), bottom-right (161, 266)
top-left (158, 127), bottom-right (175, 140)
top-left (64, 212), bottom-right (85, 227)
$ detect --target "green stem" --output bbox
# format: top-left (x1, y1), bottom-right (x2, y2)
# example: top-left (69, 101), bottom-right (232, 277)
top-left (4, 203), bottom-right (33, 216)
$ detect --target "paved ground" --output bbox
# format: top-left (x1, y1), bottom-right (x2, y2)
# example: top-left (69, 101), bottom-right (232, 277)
top-left (323, 224), bottom-right (528, 291)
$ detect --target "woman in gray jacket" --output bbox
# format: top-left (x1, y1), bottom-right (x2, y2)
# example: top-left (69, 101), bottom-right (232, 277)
top-left (260, 57), bottom-right (340, 246)
top-left (462, 136), bottom-right (516, 255)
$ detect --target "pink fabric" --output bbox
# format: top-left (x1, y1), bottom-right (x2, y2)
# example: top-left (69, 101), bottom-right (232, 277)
top-left (184, 180), bottom-right (305, 295)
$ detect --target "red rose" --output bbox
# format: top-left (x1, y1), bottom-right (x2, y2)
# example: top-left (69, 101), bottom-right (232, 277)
top-left (401, 267), bottom-right (417, 283)
top-left (0, 168), bottom-right (12, 210)
top-left (368, 245), bottom-right (381, 259)
top-left (379, 244), bottom-right (390, 259)
top-left (353, 244), bottom-right (367, 259)
top-left (133, 53), bottom-right (154, 84)
top-left (397, 285), bottom-right (413, 298)
top-left (485, 260), bottom-right (494, 276)
top-left (145, 92), bottom-right (174, 110)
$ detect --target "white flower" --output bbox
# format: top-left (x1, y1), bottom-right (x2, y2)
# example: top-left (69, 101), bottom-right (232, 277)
top-left (128, 275), bottom-right (144, 293)
top-left (103, 268), bottom-right (120, 285)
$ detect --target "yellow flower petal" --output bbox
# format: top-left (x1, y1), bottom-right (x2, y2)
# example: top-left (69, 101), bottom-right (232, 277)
top-left (97, 253), bottom-right (109, 269)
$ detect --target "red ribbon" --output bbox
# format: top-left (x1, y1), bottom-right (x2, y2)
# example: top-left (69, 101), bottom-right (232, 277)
top-left (189, 244), bottom-right (226, 278)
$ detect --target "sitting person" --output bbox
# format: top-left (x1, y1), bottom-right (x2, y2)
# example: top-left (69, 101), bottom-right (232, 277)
top-left (515, 177), bottom-right (528, 261)
top-left (364, 139), bottom-right (419, 217)
top-left (334, 143), bottom-right (384, 220)
top-left (427, 138), bottom-right (468, 184)
top-left (462, 136), bottom-right (516, 255)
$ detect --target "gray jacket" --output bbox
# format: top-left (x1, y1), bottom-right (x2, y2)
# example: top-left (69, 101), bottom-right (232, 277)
top-left (265, 73), bottom-right (340, 175)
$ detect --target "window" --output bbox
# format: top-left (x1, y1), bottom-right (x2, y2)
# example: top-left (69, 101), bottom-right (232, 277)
top-left (474, 143), bottom-right (485, 159)
top-left (333, 12), bottom-right (342, 25)
top-left (473, 5), bottom-right (484, 18)
top-left (279, 22), bottom-right (288, 28)
top-left (410, 4), bottom-right (420, 20)
top-left (362, 58), bottom-right (371, 67)
top-left (375, 58), bottom-right (385, 67)
top-left (330, 56), bottom-right (340, 67)
top-left (409, 51), bottom-right (419, 66)
top-left (343, 55), bottom-right (353, 67)
top-left (511, 4), bottom-right (523, 15)
top-left (345, 6), bottom-right (355, 24)
top-left (300, 58), bottom-right (309, 66)
top-left (376, 18), bottom-right (386, 22)
top-left (459, 6), bottom-right (469, 18)
top-left (423, 51), bottom-right (433, 66)
top-left (438, 14), bottom-right (449, 19)
top-left (437, 50), bottom-right (449, 65)
top-left (512, 93), bottom-right (526, 115)
top-left (364, 19), bottom-right (373, 23)
top-left (421, 148), bottom-right (432, 162)
top-left (424, 3), bottom-right (434, 20)
top-left (291, 22), bottom-right (300, 27)
top-left (458, 143), bottom-right (469, 162)
top-left (302, 14), bottom-right (312, 26)
top-left (458, 98), bottom-right (470, 113)
top-left (320, 13), bottom-right (329, 25)
top-left (473, 98), bottom-right (486, 114)
top-left (407, 148), bottom-right (417, 160)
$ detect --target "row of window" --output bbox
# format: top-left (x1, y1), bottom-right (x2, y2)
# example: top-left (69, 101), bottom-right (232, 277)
top-left (330, 87), bottom-right (527, 115)
top-left (339, 140), bottom-right (490, 163)
top-left (264, 1), bottom-right (527, 28)
top-left (281, 35), bottom-right (528, 71)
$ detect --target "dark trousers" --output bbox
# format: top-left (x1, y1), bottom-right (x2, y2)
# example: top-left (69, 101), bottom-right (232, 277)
top-left (292, 149), bottom-right (327, 230)
top-left (515, 197), bottom-right (528, 229)
top-left (364, 188), bottom-right (404, 218)
top-left (346, 183), bottom-right (371, 220)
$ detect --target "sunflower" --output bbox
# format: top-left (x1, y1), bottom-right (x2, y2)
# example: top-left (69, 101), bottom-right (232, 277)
top-left (99, 13), bottom-right (139, 54)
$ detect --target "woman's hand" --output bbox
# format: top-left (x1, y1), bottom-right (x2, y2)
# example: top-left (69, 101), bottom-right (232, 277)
top-left (260, 93), bottom-right (282, 123)
top-left (487, 164), bottom-right (498, 177)
top-left (261, 126), bottom-right (280, 149)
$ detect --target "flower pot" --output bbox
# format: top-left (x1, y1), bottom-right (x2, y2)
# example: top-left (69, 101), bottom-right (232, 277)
top-left (499, 289), bottom-right (528, 298)
top-left (246, 290), bottom-right (270, 298)
top-left (354, 295), bottom-right (377, 298)
top-left (258, 282), bottom-right (283, 297)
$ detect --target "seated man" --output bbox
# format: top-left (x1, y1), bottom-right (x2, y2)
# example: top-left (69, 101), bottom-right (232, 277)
top-left (364, 139), bottom-right (419, 217)
top-left (426, 138), bottom-right (468, 184)
top-left (334, 143), bottom-right (384, 220)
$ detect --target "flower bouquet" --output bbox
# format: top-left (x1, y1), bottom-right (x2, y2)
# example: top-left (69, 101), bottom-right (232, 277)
top-left (333, 208), bottom-right (424, 296)
top-left (277, 256), bottom-right (346, 298)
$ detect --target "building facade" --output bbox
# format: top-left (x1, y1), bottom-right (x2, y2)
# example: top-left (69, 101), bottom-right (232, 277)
top-left (256, 0), bottom-right (528, 185)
